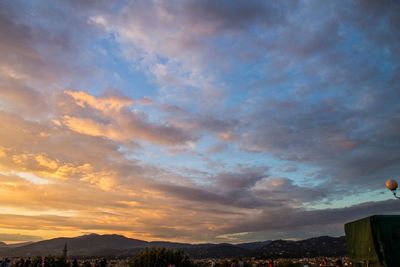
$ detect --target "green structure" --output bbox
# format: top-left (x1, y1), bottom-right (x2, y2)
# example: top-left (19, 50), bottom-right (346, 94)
top-left (345, 215), bottom-right (400, 267)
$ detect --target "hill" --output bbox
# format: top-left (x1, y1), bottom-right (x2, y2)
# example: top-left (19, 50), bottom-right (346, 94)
top-left (236, 240), bottom-right (272, 250)
top-left (254, 236), bottom-right (346, 258)
top-left (0, 234), bottom-right (147, 257)
top-left (185, 243), bottom-right (249, 259)
top-left (0, 234), bottom-right (346, 259)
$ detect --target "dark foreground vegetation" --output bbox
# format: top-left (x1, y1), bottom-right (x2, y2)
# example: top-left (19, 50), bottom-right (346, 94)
top-left (128, 247), bottom-right (194, 267)
top-left (1, 247), bottom-right (349, 267)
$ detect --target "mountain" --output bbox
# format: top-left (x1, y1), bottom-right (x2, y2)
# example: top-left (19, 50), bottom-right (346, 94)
top-left (0, 241), bottom-right (34, 255)
top-left (0, 234), bottom-right (346, 259)
top-left (253, 236), bottom-right (346, 258)
top-left (236, 240), bottom-right (272, 250)
top-left (185, 243), bottom-right (249, 259)
top-left (5, 242), bottom-right (35, 248)
top-left (148, 241), bottom-right (192, 249)
top-left (0, 234), bottom-right (147, 257)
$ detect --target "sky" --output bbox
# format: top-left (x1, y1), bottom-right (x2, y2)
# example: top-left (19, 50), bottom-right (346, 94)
top-left (0, 0), bottom-right (399, 244)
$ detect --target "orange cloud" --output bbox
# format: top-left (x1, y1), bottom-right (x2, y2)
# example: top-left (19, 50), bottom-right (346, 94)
top-left (35, 154), bottom-right (59, 170)
top-left (64, 90), bottom-right (133, 113)
top-left (61, 115), bottom-right (119, 140)
top-left (62, 90), bottom-right (195, 145)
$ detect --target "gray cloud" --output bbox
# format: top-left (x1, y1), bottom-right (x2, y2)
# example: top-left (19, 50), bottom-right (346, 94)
top-left (153, 183), bottom-right (265, 209)
top-left (0, 1), bottom-right (100, 87)
top-left (181, 0), bottom-right (289, 32)
top-left (223, 199), bottom-right (400, 239)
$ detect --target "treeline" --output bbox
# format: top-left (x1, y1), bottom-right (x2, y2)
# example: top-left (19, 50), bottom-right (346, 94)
top-left (11, 256), bottom-right (69, 267)
top-left (5, 248), bottom-right (194, 267)
top-left (3, 247), bottom-right (310, 267)
top-left (9, 256), bottom-right (106, 267)
top-left (129, 247), bottom-right (194, 267)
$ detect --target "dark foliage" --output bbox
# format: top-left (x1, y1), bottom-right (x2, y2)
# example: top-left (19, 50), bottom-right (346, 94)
top-left (129, 247), bottom-right (194, 267)
top-left (254, 236), bottom-right (346, 258)
top-left (13, 256), bottom-right (70, 267)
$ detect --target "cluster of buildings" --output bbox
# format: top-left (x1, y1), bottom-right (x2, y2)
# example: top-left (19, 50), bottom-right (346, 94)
top-left (2, 257), bottom-right (354, 267)
top-left (193, 257), bottom-right (352, 267)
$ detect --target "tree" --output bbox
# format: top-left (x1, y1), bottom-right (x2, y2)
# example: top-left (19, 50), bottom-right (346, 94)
top-left (129, 247), bottom-right (194, 267)
top-left (26, 256), bottom-right (70, 267)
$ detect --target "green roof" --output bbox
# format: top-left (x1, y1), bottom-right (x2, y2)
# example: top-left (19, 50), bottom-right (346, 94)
top-left (345, 215), bottom-right (400, 267)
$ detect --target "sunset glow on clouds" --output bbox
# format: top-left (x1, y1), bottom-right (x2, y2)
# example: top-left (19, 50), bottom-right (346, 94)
top-left (0, 0), bottom-right (399, 244)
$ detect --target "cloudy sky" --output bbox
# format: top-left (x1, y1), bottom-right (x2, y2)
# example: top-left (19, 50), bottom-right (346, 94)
top-left (0, 0), bottom-right (399, 244)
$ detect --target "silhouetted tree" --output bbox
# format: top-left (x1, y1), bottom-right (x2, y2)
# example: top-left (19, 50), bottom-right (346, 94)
top-left (29, 256), bottom-right (41, 267)
top-left (129, 247), bottom-right (194, 267)
top-left (26, 256), bottom-right (69, 267)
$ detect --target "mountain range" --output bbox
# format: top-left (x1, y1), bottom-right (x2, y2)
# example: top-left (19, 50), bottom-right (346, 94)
top-left (0, 234), bottom-right (346, 259)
